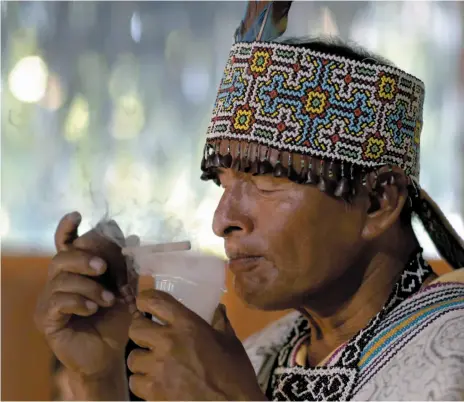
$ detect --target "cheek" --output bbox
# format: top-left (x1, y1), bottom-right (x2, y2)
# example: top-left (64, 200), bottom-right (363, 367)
top-left (265, 194), bottom-right (364, 285)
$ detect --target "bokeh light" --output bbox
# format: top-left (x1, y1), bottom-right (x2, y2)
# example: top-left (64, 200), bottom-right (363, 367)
top-left (108, 53), bottom-right (139, 100)
top-left (111, 92), bottom-right (145, 140)
top-left (8, 55), bottom-right (48, 103)
top-left (131, 12), bottom-right (142, 43)
top-left (64, 94), bottom-right (89, 142)
top-left (164, 29), bottom-right (190, 63)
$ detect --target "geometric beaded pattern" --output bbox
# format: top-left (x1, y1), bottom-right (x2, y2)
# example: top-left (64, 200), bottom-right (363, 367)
top-left (206, 42), bottom-right (425, 178)
top-left (269, 250), bottom-right (433, 401)
top-left (262, 281), bottom-right (464, 401)
top-left (274, 366), bottom-right (357, 401)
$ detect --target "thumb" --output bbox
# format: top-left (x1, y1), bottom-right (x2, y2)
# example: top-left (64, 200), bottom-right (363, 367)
top-left (212, 304), bottom-right (237, 338)
top-left (54, 211), bottom-right (81, 252)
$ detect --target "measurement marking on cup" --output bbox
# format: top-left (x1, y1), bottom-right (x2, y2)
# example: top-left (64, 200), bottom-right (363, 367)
top-left (158, 280), bottom-right (174, 293)
top-left (156, 279), bottom-right (184, 302)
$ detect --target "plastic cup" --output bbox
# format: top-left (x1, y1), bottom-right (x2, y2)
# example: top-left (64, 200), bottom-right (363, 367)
top-left (128, 248), bottom-right (226, 324)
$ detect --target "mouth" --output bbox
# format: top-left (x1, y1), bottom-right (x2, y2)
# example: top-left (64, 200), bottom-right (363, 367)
top-left (227, 256), bottom-right (263, 274)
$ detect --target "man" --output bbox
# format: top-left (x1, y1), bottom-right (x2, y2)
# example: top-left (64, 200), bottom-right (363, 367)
top-left (35, 1), bottom-right (464, 400)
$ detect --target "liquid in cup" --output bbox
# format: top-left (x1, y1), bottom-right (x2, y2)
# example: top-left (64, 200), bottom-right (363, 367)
top-left (128, 247), bottom-right (226, 324)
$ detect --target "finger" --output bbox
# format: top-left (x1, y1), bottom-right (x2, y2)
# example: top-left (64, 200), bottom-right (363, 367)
top-left (129, 374), bottom-right (156, 401)
top-left (129, 314), bottom-right (169, 350)
top-left (49, 249), bottom-right (107, 281)
top-left (120, 284), bottom-right (140, 317)
top-left (50, 272), bottom-right (116, 308)
top-left (126, 348), bottom-right (153, 374)
top-left (39, 292), bottom-right (98, 335)
top-left (54, 212), bottom-right (82, 252)
top-left (136, 289), bottom-right (199, 327)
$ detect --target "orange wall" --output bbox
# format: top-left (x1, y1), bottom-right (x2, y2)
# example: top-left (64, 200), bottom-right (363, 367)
top-left (1, 255), bottom-right (452, 401)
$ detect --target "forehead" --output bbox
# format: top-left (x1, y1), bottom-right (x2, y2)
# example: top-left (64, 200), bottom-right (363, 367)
top-left (215, 167), bottom-right (331, 209)
top-left (214, 167), bottom-right (358, 226)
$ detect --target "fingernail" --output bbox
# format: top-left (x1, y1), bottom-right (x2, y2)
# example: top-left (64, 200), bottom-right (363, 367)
top-left (68, 211), bottom-right (82, 224)
top-left (89, 258), bottom-right (104, 272)
top-left (102, 291), bottom-right (115, 303)
top-left (86, 300), bottom-right (98, 310)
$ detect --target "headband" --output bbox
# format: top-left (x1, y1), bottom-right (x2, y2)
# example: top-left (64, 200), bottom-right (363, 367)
top-left (205, 41), bottom-right (424, 178)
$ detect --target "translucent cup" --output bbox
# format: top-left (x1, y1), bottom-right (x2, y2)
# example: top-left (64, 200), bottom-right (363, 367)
top-left (128, 248), bottom-right (226, 324)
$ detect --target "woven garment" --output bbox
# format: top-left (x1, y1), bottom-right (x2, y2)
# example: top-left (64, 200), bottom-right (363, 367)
top-left (267, 251), bottom-right (433, 401)
top-left (206, 42), bottom-right (425, 178)
top-left (244, 270), bottom-right (464, 401)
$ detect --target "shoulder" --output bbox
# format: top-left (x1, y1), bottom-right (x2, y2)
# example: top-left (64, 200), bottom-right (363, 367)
top-left (354, 269), bottom-right (464, 400)
top-left (369, 267), bottom-right (464, 345)
top-left (429, 267), bottom-right (464, 285)
top-left (243, 311), bottom-right (301, 373)
top-left (360, 269), bottom-right (464, 366)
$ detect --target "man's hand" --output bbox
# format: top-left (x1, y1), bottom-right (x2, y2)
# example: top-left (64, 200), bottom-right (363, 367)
top-left (127, 290), bottom-right (266, 401)
top-left (35, 212), bottom-right (134, 382)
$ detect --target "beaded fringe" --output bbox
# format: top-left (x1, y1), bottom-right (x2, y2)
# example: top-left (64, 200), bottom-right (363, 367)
top-left (199, 139), bottom-right (398, 201)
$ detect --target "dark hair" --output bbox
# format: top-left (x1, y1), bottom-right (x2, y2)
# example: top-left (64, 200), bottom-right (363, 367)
top-left (279, 36), bottom-right (395, 67)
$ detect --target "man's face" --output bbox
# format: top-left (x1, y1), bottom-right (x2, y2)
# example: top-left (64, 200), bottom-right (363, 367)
top-left (212, 168), bottom-right (369, 310)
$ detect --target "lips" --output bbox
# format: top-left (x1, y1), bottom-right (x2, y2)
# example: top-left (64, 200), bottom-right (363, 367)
top-left (227, 256), bottom-right (263, 274)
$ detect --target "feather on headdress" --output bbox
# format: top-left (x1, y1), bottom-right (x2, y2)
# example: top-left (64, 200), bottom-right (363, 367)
top-left (234, 0), bottom-right (292, 42)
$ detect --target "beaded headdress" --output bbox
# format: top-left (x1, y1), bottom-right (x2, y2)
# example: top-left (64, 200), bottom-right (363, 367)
top-left (200, 1), bottom-right (464, 270)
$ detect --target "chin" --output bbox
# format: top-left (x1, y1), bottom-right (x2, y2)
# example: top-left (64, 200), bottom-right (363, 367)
top-left (231, 261), bottom-right (296, 310)
top-left (235, 282), bottom-right (295, 311)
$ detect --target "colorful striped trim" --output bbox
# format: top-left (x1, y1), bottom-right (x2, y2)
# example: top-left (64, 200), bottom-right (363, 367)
top-left (359, 296), bottom-right (464, 368)
top-left (352, 282), bottom-right (464, 392)
top-left (355, 305), bottom-right (464, 393)
top-left (374, 285), bottom-right (464, 334)
top-left (416, 281), bottom-right (464, 294)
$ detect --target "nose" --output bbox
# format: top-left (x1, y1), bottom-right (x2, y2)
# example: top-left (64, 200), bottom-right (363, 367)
top-left (212, 185), bottom-right (254, 238)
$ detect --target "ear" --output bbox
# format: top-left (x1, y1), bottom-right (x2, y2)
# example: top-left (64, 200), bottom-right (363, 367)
top-left (361, 167), bottom-right (409, 241)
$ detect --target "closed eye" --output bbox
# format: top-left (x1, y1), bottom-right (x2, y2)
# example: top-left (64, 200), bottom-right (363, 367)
top-left (251, 176), bottom-right (286, 194)
top-left (252, 182), bottom-right (288, 195)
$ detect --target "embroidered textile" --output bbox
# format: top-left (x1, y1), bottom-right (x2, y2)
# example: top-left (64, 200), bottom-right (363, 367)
top-left (244, 275), bottom-right (464, 401)
top-left (206, 42), bottom-right (425, 178)
top-left (266, 251), bottom-right (433, 401)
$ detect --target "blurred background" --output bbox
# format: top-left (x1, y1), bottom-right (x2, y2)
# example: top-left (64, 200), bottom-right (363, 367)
top-left (1, 1), bottom-right (463, 400)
